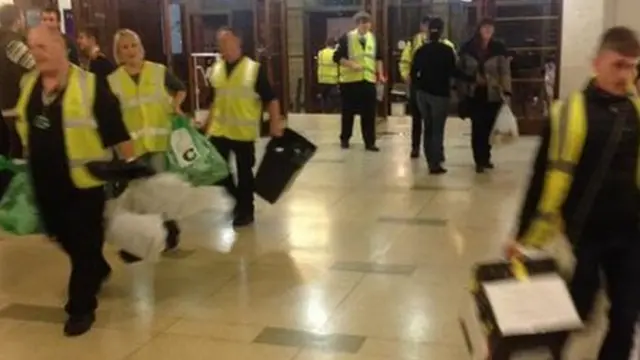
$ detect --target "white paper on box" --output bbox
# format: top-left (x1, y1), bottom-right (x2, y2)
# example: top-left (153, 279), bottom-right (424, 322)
top-left (482, 274), bottom-right (583, 336)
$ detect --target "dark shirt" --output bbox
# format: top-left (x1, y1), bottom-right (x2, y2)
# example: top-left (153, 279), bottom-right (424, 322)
top-left (206, 57), bottom-right (276, 106)
top-left (88, 54), bottom-right (116, 82)
top-left (26, 75), bottom-right (130, 208)
top-left (517, 82), bottom-right (640, 243)
top-left (333, 32), bottom-right (383, 64)
top-left (129, 69), bottom-right (186, 96)
top-left (410, 40), bottom-right (457, 97)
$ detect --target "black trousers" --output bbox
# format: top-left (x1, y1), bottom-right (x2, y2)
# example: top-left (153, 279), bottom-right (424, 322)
top-left (0, 115), bottom-right (23, 159)
top-left (556, 234), bottom-right (640, 360)
top-left (210, 136), bottom-right (256, 217)
top-left (38, 187), bottom-right (110, 317)
top-left (470, 98), bottom-right (501, 166)
top-left (408, 85), bottom-right (423, 152)
top-left (340, 81), bottom-right (377, 147)
top-left (319, 84), bottom-right (339, 113)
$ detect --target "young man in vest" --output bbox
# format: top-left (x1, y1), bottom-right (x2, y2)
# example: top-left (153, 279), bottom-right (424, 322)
top-left (40, 6), bottom-right (79, 65)
top-left (400, 16), bottom-right (455, 158)
top-left (316, 37), bottom-right (339, 113)
top-left (0, 4), bottom-right (33, 159)
top-left (333, 11), bottom-right (386, 152)
top-left (18, 25), bottom-right (134, 337)
top-left (204, 27), bottom-right (284, 227)
top-left (508, 27), bottom-right (640, 359)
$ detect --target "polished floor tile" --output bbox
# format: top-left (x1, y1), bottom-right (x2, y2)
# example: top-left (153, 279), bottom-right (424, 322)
top-left (0, 115), bottom-right (603, 359)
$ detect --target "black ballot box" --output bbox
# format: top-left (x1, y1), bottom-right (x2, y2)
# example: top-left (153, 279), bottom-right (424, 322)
top-left (461, 257), bottom-right (583, 360)
top-left (255, 128), bottom-right (316, 204)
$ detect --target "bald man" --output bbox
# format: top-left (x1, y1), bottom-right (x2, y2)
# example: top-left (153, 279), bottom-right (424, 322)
top-left (16, 25), bottom-right (133, 336)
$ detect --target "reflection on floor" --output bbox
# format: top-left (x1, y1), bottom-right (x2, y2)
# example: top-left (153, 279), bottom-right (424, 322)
top-left (0, 115), bottom-right (603, 359)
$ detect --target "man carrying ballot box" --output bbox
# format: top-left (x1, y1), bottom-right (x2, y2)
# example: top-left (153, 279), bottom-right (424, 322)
top-left (507, 27), bottom-right (640, 360)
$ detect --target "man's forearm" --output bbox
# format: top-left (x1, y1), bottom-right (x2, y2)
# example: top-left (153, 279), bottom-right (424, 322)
top-left (340, 59), bottom-right (358, 69)
top-left (267, 100), bottom-right (281, 125)
top-left (376, 61), bottom-right (384, 76)
top-left (173, 91), bottom-right (187, 110)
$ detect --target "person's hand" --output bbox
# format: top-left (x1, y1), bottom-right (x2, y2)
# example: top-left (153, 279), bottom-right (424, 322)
top-left (351, 62), bottom-right (363, 71)
top-left (378, 73), bottom-right (387, 83)
top-left (503, 240), bottom-right (524, 259)
top-left (270, 120), bottom-right (285, 138)
top-left (173, 106), bottom-right (185, 116)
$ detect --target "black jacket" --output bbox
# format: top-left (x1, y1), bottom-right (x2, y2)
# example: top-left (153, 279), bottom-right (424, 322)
top-left (517, 82), bottom-right (640, 243)
top-left (410, 40), bottom-right (457, 97)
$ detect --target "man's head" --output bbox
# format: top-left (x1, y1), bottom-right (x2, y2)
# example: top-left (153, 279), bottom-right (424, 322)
top-left (419, 16), bottom-right (430, 33)
top-left (28, 25), bottom-right (68, 74)
top-left (325, 37), bottom-right (336, 48)
top-left (0, 4), bottom-right (25, 32)
top-left (77, 25), bottom-right (99, 53)
top-left (428, 17), bottom-right (444, 42)
top-left (593, 26), bottom-right (640, 96)
top-left (40, 7), bottom-right (61, 31)
top-left (353, 11), bottom-right (372, 34)
top-left (216, 27), bottom-right (242, 62)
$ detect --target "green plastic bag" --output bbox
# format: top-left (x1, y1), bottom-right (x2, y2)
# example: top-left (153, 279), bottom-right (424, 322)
top-left (165, 115), bottom-right (229, 186)
top-left (0, 157), bottom-right (41, 235)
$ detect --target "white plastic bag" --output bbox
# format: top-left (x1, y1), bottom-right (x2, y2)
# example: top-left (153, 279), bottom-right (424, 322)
top-left (491, 104), bottom-right (519, 145)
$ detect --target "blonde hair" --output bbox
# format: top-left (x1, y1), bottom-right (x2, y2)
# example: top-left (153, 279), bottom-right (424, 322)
top-left (113, 28), bottom-right (145, 65)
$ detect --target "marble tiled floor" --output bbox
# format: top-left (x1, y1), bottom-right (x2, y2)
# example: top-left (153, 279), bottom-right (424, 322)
top-left (0, 115), bottom-right (603, 359)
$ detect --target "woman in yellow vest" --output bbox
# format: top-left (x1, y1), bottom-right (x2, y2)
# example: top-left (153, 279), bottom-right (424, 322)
top-left (16, 26), bottom-right (134, 336)
top-left (316, 37), bottom-right (339, 113)
top-left (108, 29), bottom-right (186, 261)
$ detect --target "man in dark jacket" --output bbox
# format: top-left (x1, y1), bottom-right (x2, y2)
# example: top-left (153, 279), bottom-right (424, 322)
top-left (77, 25), bottom-right (115, 82)
top-left (508, 27), bottom-right (640, 360)
top-left (0, 4), bottom-right (33, 160)
top-left (40, 6), bottom-right (79, 65)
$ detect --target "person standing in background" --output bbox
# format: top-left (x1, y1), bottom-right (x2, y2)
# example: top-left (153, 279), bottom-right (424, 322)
top-left (411, 17), bottom-right (458, 175)
top-left (77, 25), bottom-right (115, 82)
top-left (400, 16), bottom-right (456, 159)
top-left (0, 4), bottom-right (33, 160)
top-left (333, 11), bottom-right (386, 152)
top-left (457, 18), bottom-right (512, 173)
top-left (316, 37), bottom-right (339, 113)
top-left (40, 6), bottom-right (79, 65)
top-left (203, 27), bottom-right (284, 227)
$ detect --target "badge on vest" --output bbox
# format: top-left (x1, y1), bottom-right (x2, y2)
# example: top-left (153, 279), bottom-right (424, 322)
top-left (33, 115), bottom-right (50, 130)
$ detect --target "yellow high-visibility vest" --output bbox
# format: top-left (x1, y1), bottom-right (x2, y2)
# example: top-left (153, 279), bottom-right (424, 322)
top-left (317, 47), bottom-right (338, 85)
top-left (207, 57), bottom-right (262, 141)
top-left (108, 61), bottom-right (172, 156)
top-left (15, 65), bottom-right (110, 189)
top-left (399, 32), bottom-right (456, 81)
top-left (520, 92), bottom-right (640, 247)
top-left (339, 30), bottom-right (377, 84)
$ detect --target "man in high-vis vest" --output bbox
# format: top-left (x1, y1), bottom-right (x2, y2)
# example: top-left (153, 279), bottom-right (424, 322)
top-left (203, 27), bottom-right (284, 227)
top-left (400, 16), bottom-right (455, 158)
top-left (333, 11), bottom-right (386, 152)
top-left (18, 26), bottom-right (134, 337)
top-left (508, 27), bottom-right (640, 359)
top-left (316, 37), bottom-right (338, 113)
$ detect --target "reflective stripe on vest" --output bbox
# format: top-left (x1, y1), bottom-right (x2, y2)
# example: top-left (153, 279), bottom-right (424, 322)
top-left (339, 30), bottom-right (376, 83)
top-left (15, 66), bottom-right (110, 189)
top-left (317, 48), bottom-right (338, 85)
top-left (108, 61), bottom-right (171, 156)
top-left (521, 92), bottom-right (640, 247)
top-left (207, 57), bottom-right (262, 141)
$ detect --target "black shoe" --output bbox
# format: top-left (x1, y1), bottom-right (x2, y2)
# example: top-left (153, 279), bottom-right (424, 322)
top-left (118, 250), bottom-right (143, 264)
top-left (485, 162), bottom-right (495, 169)
top-left (64, 313), bottom-right (96, 337)
top-left (233, 214), bottom-right (255, 228)
top-left (475, 165), bottom-right (486, 174)
top-left (163, 220), bottom-right (180, 252)
top-left (429, 167), bottom-right (448, 175)
top-left (340, 141), bottom-right (350, 149)
top-left (410, 149), bottom-right (419, 159)
top-left (365, 146), bottom-right (380, 152)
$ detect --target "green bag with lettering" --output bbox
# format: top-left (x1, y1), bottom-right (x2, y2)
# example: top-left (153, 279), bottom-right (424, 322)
top-left (165, 115), bottom-right (229, 186)
top-left (0, 157), bottom-right (42, 235)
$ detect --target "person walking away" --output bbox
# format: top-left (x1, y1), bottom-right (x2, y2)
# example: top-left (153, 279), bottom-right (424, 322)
top-left (400, 16), bottom-right (456, 159)
top-left (17, 25), bottom-right (134, 336)
top-left (40, 6), bottom-right (80, 65)
top-left (317, 38), bottom-right (339, 113)
top-left (203, 27), bottom-right (284, 227)
top-left (77, 25), bottom-right (115, 83)
top-left (457, 18), bottom-right (512, 173)
top-left (107, 29), bottom-right (186, 261)
top-left (410, 18), bottom-right (458, 175)
top-left (333, 11), bottom-right (386, 152)
top-left (0, 4), bottom-right (34, 159)
top-left (506, 27), bottom-right (640, 360)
